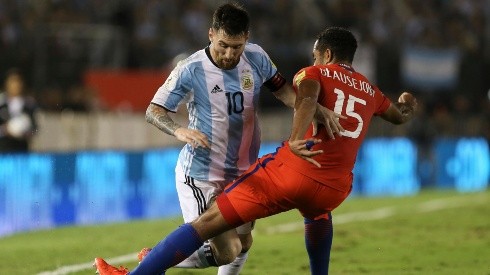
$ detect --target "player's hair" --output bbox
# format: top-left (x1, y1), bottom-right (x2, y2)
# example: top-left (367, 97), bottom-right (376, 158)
top-left (315, 27), bottom-right (357, 63)
top-left (211, 2), bottom-right (249, 36)
top-left (5, 67), bottom-right (23, 80)
top-left (3, 67), bottom-right (24, 87)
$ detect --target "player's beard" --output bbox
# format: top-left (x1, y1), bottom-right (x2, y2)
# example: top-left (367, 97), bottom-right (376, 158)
top-left (219, 57), bottom-right (239, 70)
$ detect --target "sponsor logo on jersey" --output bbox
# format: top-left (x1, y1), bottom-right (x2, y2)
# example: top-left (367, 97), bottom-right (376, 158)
top-left (269, 58), bottom-right (277, 69)
top-left (294, 70), bottom-right (306, 87)
top-left (211, 84), bottom-right (224, 93)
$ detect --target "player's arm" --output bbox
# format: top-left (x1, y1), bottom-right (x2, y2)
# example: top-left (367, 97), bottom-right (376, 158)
top-left (379, 92), bottom-right (417, 125)
top-left (145, 103), bottom-right (209, 148)
top-left (270, 74), bottom-right (345, 139)
top-left (270, 81), bottom-right (295, 108)
top-left (145, 103), bottom-right (181, 135)
top-left (288, 78), bottom-right (324, 167)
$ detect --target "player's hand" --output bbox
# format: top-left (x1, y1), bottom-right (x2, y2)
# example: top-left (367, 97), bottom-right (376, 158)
top-left (313, 105), bottom-right (346, 139)
top-left (174, 128), bottom-right (210, 149)
top-left (288, 138), bottom-right (323, 167)
top-left (397, 91), bottom-right (418, 114)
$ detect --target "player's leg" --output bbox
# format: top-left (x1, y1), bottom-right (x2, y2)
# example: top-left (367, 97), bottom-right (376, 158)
top-left (96, 203), bottom-right (258, 274)
top-left (217, 223), bottom-right (254, 275)
top-left (127, 202), bottom-right (236, 275)
top-left (139, 165), bottom-right (251, 271)
top-left (95, 157), bottom-right (283, 274)
top-left (172, 167), bottom-right (219, 269)
top-left (175, 241), bottom-right (220, 268)
top-left (304, 213), bottom-right (333, 275)
top-left (171, 226), bottom-right (245, 274)
top-left (176, 176), bottom-right (251, 270)
top-left (212, 157), bottom-right (309, 274)
top-left (295, 177), bottom-right (353, 275)
top-left (207, 227), bottom-right (242, 265)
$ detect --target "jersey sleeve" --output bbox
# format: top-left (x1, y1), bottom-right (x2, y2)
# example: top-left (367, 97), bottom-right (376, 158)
top-left (372, 85), bottom-right (392, 115)
top-left (151, 62), bottom-right (192, 113)
top-left (293, 66), bottom-right (321, 90)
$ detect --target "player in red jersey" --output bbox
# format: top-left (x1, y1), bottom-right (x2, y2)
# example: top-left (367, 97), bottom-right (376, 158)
top-left (94, 27), bottom-right (417, 275)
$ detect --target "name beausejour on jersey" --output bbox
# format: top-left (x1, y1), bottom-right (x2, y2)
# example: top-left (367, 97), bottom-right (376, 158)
top-left (318, 66), bottom-right (375, 97)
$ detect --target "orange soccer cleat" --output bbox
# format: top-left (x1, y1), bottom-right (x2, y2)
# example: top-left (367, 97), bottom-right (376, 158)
top-left (137, 247), bottom-right (152, 263)
top-left (93, 258), bottom-right (129, 275)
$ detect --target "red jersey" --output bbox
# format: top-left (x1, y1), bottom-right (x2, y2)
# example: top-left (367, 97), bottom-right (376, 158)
top-left (275, 63), bottom-right (391, 192)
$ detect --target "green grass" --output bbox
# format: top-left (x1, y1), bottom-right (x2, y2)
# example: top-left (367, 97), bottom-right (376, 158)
top-left (0, 189), bottom-right (488, 275)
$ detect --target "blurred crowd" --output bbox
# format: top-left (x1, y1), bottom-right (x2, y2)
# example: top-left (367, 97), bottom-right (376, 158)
top-left (0, 0), bottom-right (488, 143)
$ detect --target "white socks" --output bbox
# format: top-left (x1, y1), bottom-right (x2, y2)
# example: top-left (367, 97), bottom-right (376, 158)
top-left (217, 252), bottom-right (249, 275)
top-left (174, 251), bottom-right (209, 268)
top-left (175, 242), bottom-right (217, 268)
top-left (174, 244), bottom-right (249, 275)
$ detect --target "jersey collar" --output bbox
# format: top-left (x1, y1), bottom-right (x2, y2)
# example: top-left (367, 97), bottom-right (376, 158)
top-left (337, 63), bottom-right (355, 72)
top-left (205, 45), bottom-right (221, 68)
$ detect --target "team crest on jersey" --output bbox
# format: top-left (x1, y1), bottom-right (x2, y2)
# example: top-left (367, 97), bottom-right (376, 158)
top-left (164, 69), bottom-right (178, 90)
top-left (241, 71), bottom-right (253, 90)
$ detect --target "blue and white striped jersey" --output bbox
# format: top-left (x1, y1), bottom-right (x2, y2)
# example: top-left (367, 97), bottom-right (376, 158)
top-left (152, 43), bottom-right (278, 182)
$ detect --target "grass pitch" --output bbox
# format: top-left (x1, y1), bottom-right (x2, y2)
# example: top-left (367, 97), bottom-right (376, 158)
top-left (0, 189), bottom-right (488, 275)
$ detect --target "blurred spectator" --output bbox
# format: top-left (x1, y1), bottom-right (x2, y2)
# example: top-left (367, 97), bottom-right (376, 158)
top-left (0, 68), bottom-right (38, 152)
top-left (0, 0), bottom-right (486, 140)
top-left (37, 86), bottom-right (64, 112)
top-left (63, 84), bottom-right (103, 112)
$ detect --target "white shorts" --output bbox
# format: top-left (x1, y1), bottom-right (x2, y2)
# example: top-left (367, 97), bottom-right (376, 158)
top-left (175, 161), bottom-right (254, 235)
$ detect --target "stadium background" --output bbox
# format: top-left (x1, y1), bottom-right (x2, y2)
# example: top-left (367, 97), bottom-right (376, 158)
top-left (0, 0), bottom-right (489, 239)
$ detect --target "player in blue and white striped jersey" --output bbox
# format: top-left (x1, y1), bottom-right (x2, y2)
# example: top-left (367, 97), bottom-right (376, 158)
top-left (143, 3), bottom-right (343, 275)
top-left (152, 40), bottom-right (280, 185)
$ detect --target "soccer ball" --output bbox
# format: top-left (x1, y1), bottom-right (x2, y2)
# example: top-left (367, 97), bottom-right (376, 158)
top-left (7, 114), bottom-right (31, 138)
top-left (398, 92), bottom-right (415, 104)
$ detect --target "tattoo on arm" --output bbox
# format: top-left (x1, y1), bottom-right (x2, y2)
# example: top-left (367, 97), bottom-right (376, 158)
top-left (145, 104), bottom-right (181, 136)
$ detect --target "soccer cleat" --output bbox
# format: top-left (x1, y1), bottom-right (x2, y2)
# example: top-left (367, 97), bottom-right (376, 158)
top-left (93, 258), bottom-right (129, 275)
top-left (137, 247), bottom-right (152, 262)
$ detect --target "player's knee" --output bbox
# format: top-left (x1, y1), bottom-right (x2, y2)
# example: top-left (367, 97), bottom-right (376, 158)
top-left (213, 237), bottom-right (242, 265)
top-left (238, 233), bottom-right (253, 253)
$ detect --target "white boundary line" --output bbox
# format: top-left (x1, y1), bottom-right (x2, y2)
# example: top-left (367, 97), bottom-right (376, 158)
top-left (266, 194), bottom-right (487, 234)
top-left (37, 254), bottom-right (136, 275)
top-left (37, 194), bottom-right (487, 275)
top-left (265, 207), bottom-right (396, 235)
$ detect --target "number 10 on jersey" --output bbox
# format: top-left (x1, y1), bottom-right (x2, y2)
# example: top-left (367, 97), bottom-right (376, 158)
top-left (226, 92), bottom-right (244, 115)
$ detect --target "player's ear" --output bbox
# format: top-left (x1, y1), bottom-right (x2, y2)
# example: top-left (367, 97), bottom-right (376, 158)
top-left (208, 28), bottom-right (214, 42)
top-left (324, 49), bottom-right (333, 64)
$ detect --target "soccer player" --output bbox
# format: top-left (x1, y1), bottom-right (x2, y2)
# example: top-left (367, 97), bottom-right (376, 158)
top-left (131, 3), bottom-right (343, 275)
top-left (94, 26), bottom-right (416, 275)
